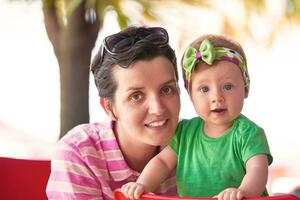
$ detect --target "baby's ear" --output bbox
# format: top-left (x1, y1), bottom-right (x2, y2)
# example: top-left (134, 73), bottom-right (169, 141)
top-left (100, 98), bottom-right (117, 120)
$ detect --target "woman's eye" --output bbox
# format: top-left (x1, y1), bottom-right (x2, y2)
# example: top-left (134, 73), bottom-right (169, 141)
top-left (200, 86), bottom-right (209, 93)
top-left (130, 93), bottom-right (143, 102)
top-left (161, 86), bottom-right (173, 95)
top-left (223, 84), bottom-right (233, 91)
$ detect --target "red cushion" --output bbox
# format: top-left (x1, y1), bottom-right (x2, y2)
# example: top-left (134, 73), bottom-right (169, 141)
top-left (0, 157), bottom-right (50, 200)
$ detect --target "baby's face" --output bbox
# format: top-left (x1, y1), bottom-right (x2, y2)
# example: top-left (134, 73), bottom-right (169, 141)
top-left (189, 61), bottom-right (246, 136)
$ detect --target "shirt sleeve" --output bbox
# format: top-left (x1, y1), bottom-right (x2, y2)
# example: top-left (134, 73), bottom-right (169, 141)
top-left (240, 126), bottom-right (273, 165)
top-left (46, 141), bottom-right (102, 200)
top-left (168, 120), bottom-right (185, 155)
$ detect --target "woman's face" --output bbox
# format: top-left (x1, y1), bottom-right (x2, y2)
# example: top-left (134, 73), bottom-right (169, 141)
top-left (111, 56), bottom-right (180, 147)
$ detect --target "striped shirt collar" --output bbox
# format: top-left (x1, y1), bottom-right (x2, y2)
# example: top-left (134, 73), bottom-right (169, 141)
top-left (102, 120), bottom-right (140, 181)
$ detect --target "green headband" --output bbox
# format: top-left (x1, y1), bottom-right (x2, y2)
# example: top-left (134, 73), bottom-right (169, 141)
top-left (182, 39), bottom-right (250, 91)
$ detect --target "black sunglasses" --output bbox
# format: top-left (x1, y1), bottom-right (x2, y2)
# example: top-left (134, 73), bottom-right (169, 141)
top-left (102, 27), bottom-right (169, 55)
top-left (91, 27), bottom-right (170, 73)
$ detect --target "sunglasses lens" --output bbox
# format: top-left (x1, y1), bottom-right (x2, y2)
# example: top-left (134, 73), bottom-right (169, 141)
top-left (148, 27), bottom-right (169, 44)
top-left (104, 35), bottom-right (132, 54)
top-left (104, 27), bottom-right (168, 55)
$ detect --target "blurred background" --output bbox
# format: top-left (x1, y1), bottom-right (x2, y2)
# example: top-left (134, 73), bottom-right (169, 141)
top-left (0, 0), bottom-right (299, 195)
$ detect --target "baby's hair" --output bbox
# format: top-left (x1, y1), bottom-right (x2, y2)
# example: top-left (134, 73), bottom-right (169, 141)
top-left (181, 34), bottom-right (249, 95)
top-left (183, 34), bottom-right (247, 68)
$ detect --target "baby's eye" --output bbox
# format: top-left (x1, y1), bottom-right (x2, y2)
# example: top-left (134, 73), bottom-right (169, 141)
top-left (161, 86), bottom-right (173, 95)
top-left (223, 84), bottom-right (233, 91)
top-left (130, 93), bottom-right (143, 102)
top-left (200, 86), bottom-right (209, 93)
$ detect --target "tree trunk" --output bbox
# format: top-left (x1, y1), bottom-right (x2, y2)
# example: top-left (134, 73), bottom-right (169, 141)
top-left (42, 0), bottom-right (101, 139)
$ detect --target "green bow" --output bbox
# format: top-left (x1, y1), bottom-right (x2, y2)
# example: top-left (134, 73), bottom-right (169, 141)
top-left (182, 39), bottom-right (216, 82)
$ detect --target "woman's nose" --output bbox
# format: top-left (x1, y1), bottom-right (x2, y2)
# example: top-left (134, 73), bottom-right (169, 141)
top-left (148, 96), bottom-right (166, 115)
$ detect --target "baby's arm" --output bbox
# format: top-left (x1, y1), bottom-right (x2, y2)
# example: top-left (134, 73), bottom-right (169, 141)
top-left (217, 154), bottom-right (269, 200)
top-left (121, 146), bottom-right (177, 199)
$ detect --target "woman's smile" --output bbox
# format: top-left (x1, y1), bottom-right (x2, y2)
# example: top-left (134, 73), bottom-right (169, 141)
top-left (145, 119), bottom-right (168, 127)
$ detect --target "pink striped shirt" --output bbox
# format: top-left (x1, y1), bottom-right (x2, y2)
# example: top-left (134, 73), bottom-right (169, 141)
top-left (46, 120), bottom-right (176, 200)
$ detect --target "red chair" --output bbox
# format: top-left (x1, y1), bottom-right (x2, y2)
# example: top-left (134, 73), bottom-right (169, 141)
top-left (114, 190), bottom-right (300, 200)
top-left (0, 157), bottom-right (51, 200)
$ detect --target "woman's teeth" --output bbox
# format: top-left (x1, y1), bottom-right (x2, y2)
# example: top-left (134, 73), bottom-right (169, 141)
top-left (147, 120), bottom-right (167, 127)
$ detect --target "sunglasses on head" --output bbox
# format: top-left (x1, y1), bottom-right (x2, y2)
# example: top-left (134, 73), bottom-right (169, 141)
top-left (91, 27), bottom-right (169, 73)
top-left (103, 27), bottom-right (169, 55)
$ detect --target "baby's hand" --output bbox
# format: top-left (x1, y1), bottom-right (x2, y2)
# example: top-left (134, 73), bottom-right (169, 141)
top-left (216, 188), bottom-right (245, 200)
top-left (121, 182), bottom-right (145, 200)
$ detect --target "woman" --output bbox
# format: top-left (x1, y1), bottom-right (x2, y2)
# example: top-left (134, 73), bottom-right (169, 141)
top-left (46, 26), bottom-right (181, 199)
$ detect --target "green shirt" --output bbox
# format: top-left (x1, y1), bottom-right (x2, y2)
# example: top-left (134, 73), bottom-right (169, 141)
top-left (169, 115), bottom-right (272, 197)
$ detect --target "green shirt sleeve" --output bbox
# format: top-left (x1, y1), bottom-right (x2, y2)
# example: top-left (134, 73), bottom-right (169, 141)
top-left (168, 120), bottom-right (184, 155)
top-left (238, 119), bottom-right (273, 165)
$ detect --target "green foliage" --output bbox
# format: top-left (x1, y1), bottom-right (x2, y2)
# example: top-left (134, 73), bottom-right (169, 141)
top-left (65, 0), bottom-right (82, 16)
top-left (48, 0), bottom-right (130, 28)
top-left (43, 0), bottom-right (55, 6)
top-left (131, 0), bottom-right (156, 21)
top-left (286, 0), bottom-right (300, 22)
top-left (107, 0), bottom-right (129, 29)
top-left (244, 0), bottom-right (266, 14)
top-left (40, 0), bottom-right (163, 29)
top-left (13, 0), bottom-right (300, 29)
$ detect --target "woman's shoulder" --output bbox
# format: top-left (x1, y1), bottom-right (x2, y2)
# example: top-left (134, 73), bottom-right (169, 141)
top-left (58, 119), bottom-right (116, 151)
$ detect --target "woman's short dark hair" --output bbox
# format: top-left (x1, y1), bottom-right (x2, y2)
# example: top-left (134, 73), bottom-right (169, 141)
top-left (90, 26), bottom-right (178, 100)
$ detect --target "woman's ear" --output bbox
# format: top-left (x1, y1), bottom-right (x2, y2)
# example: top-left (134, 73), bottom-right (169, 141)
top-left (100, 98), bottom-right (117, 120)
top-left (244, 88), bottom-right (249, 99)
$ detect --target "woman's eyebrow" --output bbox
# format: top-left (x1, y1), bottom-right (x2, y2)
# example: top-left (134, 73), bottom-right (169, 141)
top-left (161, 79), bottom-right (177, 85)
top-left (126, 86), bottom-right (144, 92)
top-left (125, 79), bottom-right (177, 92)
